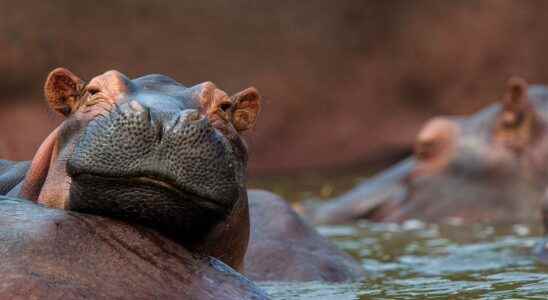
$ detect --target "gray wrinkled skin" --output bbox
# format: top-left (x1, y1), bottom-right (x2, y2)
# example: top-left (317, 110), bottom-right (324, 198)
top-left (68, 77), bottom-right (243, 203)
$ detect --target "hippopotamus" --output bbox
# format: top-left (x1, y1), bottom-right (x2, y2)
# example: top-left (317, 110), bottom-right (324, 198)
top-left (309, 77), bottom-right (548, 225)
top-left (0, 67), bottom-right (363, 295)
top-left (0, 67), bottom-right (267, 298)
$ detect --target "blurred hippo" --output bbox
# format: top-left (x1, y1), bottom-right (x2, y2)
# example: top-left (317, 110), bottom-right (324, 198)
top-left (310, 77), bottom-right (548, 225)
top-left (0, 67), bottom-right (363, 296)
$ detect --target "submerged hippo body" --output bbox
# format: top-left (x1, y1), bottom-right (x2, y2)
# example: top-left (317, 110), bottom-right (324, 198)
top-left (0, 197), bottom-right (267, 299)
top-left (0, 68), bottom-right (362, 292)
top-left (311, 78), bottom-right (548, 225)
top-left (245, 190), bottom-right (365, 282)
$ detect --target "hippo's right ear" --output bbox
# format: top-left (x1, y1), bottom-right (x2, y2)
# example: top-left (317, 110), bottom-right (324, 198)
top-left (44, 68), bottom-right (86, 116)
top-left (494, 76), bottom-right (539, 151)
top-left (498, 77), bottom-right (531, 129)
top-left (228, 87), bottom-right (261, 132)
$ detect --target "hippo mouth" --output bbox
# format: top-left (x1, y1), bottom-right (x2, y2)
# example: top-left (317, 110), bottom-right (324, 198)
top-left (69, 172), bottom-right (229, 212)
top-left (67, 172), bottom-right (233, 244)
top-left (129, 175), bottom-right (228, 210)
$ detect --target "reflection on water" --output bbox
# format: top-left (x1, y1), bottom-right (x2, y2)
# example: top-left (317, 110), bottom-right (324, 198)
top-left (259, 217), bottom-right (548, 299)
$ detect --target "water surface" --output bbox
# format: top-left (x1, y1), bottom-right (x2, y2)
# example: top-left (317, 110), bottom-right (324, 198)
top-left (250, 174), bottom-right (548, 299)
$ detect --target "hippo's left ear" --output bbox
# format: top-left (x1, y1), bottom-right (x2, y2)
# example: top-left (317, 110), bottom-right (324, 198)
top-left (498, 77), bottom-right (532, 128)
top-left (494, 76), bottom-right (539, 151)
top-left (44, 68), bottom-right (86, 116)
top-left (228, 87), bottom-right (261, 132)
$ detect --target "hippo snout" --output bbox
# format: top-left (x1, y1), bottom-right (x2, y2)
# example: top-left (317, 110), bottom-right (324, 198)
top-left (67, 98), bottom-right (241, 208)
top-left (65, 97), bottom-right (244, 242)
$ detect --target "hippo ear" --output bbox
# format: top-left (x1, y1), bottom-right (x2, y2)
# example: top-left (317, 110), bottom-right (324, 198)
top-left (44, 68), bottom-right (85, 116)
top-left (228, 87), bottom-right (261, 132)
top-left (494, 76), bottom-right (538, 151)
top-left (498, 77), bottom-right (531, 128)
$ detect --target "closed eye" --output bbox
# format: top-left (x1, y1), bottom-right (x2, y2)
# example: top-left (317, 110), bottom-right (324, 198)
top-left (86, 86), bottom-right (101, 96)
top-left (219, 102), bottom-right (232, 111)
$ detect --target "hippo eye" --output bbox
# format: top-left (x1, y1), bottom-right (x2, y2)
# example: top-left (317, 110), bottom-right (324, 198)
top-left (85, 87), bottom-right (100, 96)
top-left (219, 102), bottom-right (232, 112)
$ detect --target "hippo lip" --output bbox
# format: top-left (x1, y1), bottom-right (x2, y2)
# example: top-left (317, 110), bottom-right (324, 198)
top-left (131, 176), bottom-right (186, 195)
top-left (70, 172), bottom-right (229, 211)
top-left (130, 176), bottom-right (229, 210)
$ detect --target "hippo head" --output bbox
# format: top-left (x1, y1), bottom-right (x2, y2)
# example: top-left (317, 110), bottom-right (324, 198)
top-left (19, 68), bottom-right (260, 269)
top-left (388, 77), bottom-right (548, 223)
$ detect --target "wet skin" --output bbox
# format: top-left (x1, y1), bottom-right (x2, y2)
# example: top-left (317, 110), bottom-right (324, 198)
top-left (0, 68), bottom-right (363, 287)
top-left (0, 197), bottom-right (268, 300)
top-left (310, 78), bottom-right (548, 225)
top-left (245, 190), bottom-right (365, 282)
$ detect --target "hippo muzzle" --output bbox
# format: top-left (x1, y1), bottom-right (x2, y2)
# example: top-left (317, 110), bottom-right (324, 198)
top-left (66, 95), bottom-right (243, 242)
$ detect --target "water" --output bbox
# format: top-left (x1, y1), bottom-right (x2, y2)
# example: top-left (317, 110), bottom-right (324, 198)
top-left (250, 175), bottom-right (548, 299)
top-left (259, 221), bottom-right (548, 299)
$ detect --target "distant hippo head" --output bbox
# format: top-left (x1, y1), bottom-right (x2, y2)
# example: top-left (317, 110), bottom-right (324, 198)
top-left (383, 77), bottom-right (548, 223)
top-left (314, 77), bottom-right (548, 224)
top-left (19, 68), bottom-right (261, 269)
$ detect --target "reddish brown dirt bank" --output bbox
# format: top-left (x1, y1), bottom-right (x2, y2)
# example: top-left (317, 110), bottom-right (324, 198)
top-left (1, 1), bottom-right (548, 175)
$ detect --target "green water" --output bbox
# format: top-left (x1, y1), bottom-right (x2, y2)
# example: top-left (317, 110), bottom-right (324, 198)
top-left (250, 175), bottom-right (548, 299)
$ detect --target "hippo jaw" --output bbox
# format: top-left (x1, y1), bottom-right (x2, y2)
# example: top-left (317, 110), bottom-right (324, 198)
top-left (67, 173), bottom-right (233, 244)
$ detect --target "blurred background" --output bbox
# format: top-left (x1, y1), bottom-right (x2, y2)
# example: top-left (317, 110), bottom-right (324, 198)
top-left (1, 0), bottom-right (548, 191)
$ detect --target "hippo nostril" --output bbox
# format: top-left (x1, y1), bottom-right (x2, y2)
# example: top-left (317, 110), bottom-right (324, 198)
top-left (166, 109), bottom-right (205, 134)
top-left (415, 117), bottom-right (459, 161)
top-left (129, 100), bottom-right (145, 112)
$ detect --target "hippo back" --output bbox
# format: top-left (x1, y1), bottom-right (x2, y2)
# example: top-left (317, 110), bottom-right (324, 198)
top-left (0, 197), bottom-right (268, 300)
